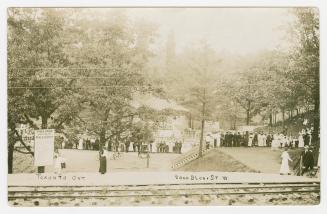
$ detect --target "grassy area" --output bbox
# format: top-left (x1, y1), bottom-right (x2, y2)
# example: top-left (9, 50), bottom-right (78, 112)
top-left (176, 149), bottom-right (257, 172)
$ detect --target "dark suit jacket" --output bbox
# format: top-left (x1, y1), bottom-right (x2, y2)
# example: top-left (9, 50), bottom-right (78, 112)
top-left (302, 150), bottom-right (314, 167)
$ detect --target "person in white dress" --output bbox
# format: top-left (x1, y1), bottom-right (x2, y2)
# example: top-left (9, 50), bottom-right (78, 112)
top-left (217, 132), bottom-right (221, 147)
top-left (54, 152), bottom-right (65, 174)
top-left (271, 133), bottom-right (279, 150)
top-left (78, 138), bottom-right (84, 150)
top-left (169, 141), bottom-right (174, 153)
top-left (262, 133), bottom-right (267, 147)
top-left (279, 133), bottom-right (285, 147)
top-left (280, 147), bottom-right (293, 175)
top-left (61, 139), bottom-right (66, 149)
top-left (205, 134), bottom-right (212, 149)
top-left (258, 133), bottom-right (263, 147)
top-left (129, 141), bottom-right (134, 152)
top-left (248, 133), bottom-right (254, 147)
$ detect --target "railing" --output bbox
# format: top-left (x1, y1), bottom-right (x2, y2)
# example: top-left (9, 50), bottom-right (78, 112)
top-left (171, 145), bottom-right (212, 169)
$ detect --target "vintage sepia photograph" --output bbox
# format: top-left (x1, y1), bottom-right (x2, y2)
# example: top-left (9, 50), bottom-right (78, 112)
top-left (7, 7), bottom-right (320, 206)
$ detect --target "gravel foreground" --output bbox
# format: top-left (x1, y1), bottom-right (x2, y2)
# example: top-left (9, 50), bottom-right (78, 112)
top-left (9, 191), bottom-right (320, 206)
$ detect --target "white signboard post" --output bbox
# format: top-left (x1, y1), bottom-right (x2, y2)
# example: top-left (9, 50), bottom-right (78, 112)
top-left (34, 129), bottom-right (55, 167)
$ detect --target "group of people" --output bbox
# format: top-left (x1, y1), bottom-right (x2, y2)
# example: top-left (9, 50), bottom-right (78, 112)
top-left (279, 145), bottom-right (317, 176)
top-left (57, 137), bottom-right (101, 150)
top-left (156, 141), bottom-right (183, 154)
top-left (76, 138), bottom-right (100, 150)
top-left (59, 135), bottom-right (186, 155)
top-left (204, 129), bottom-right (313, 150)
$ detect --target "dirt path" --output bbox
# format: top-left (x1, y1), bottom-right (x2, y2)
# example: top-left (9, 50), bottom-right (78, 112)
top-left (13, 149), bottom-right (180, 173)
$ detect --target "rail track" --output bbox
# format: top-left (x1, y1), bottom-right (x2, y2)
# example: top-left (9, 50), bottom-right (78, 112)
top-left (8, 181), bottom-right (320, 206)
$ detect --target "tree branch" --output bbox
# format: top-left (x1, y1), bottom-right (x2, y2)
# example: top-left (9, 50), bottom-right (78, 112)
top-left (23, 114), bottom-right (39, 129)
top-left (14, 129), bottom-right (34, 156)
top-left (14, 147), bottom-right (33, 155)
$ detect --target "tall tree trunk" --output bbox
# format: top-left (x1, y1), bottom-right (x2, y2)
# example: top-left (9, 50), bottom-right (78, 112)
top-left (41, 116), bottom-right (48, 129)
top-left (312, 91), bottom-right (319, 148)
top-left (233, 115), bottom-right (236, 130)
top-left (269, 111), bottom-right (273, 127)
top-left (246, 100), bottom-right (251, 125)
top-left (8, 142), bottom-right (14, 174)
top-left (282, 109), bottom-right (285, 129)
top-left (100, 127), bottom-right (106, 150)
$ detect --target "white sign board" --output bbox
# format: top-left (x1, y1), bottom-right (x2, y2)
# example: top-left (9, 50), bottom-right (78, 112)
top-left (34, 129), bottom-right (55, 166)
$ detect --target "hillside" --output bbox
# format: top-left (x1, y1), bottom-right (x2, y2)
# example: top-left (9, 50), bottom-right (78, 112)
top-left (176, 149), bottom-right (256, 172)
top-left (254, 112), bottom-right (314, 136)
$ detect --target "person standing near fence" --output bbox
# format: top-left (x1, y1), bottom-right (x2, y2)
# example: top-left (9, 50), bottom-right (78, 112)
top-left (301, 145), bottom-right (314, 175)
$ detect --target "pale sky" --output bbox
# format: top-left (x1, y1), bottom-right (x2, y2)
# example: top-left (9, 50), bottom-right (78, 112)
top-left (127, 8), bottom-right (294, 55)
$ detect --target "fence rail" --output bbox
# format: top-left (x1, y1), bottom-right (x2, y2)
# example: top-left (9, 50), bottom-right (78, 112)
top-left (171, 145), bottom-right (212, 169)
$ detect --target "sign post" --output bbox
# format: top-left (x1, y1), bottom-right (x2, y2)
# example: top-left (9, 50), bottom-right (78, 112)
top-left (34, 129), bottom-right (55, 173)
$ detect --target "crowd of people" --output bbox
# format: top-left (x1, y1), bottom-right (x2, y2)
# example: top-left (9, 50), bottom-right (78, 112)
top-left (57, 136), bottom-right (183, 155)
top-left (54, 127), bottom-right (318, 177)
top-left (203, 127), bottom-right (319, 177)
top-left (204, 128), bottom-right (314, 149)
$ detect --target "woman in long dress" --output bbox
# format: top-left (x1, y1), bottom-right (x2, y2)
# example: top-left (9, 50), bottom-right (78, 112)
top-left (280, 148), bottom-right (293, 175)
top-left (129, 142), bottom-right (134, 152)
top-left (298, 133), bottom-right (304, 148)
top-left (248, 133), bottom-right (254, 147)
top-left (78, 138), bottom-right (83, 150)
top-left (54, 152), bottom-right (65, 174)
top-left (258, 133), bottom-right (263, 147)
top-left (99, 149), bottom-right (107, 174)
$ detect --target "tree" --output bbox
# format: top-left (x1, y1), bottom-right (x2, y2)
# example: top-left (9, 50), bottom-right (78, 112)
top-left (165, 43), bottom-right (221, 157)
top-left (288, 8), bottom-right (319, 145)
top-left (8, 8), bottom-right (83, 173)
top-left (70, 10), bottom-right (157, 147)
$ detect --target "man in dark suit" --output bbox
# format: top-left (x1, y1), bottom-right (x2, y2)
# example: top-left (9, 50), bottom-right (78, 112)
top-left (301, 145), bottom-right (314, 175)
top-left (86, 138), bottom-right (91, 150)
top-left (304, 131), bottom-right (310, 146)
top-left (253, 133), bottom-right (258, 147)
top-left (236, 132), bottom-right (241, 147)
top-left (94, 138), bottom-right (100, 151)
top-left (225, 132), bottom-right (229, 147)
top-left (232, 132), bottom-right (236, 147)
top-left (266, 134), bottom-right (272, 147)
